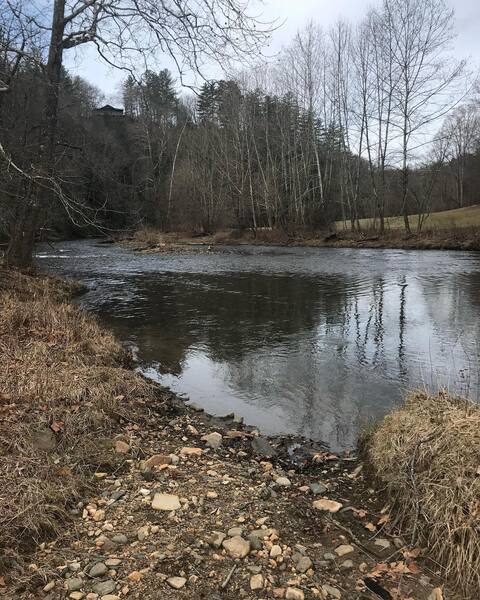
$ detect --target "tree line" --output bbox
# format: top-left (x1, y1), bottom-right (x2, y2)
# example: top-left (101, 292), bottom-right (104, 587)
top-left (1, 0), bottom-right (479, 267)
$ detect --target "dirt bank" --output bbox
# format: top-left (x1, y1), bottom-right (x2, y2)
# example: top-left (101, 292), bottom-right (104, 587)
top-left (121, 226), bottom-right (480, 254)
top-left (0, 270), bottom-right (455, 599)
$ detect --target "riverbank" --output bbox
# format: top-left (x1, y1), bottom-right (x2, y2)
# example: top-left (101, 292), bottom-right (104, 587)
top-left (0, 270), bottom-right (457, 599)
top-left (122, 225), bottom-right (480, 254)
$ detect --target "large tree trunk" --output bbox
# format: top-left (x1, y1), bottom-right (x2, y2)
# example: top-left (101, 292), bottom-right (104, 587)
top-left (6, 0), bottom-right (66, 269)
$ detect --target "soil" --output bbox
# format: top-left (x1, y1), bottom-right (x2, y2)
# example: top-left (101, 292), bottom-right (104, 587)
top-left (2, 386), bottom-right (454, 600)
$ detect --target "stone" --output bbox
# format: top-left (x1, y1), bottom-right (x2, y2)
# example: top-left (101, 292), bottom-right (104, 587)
top-left (114, 440), bottom-right (130, 454)
top-left (309, 482), bottom-right (328, 495)
top-left (227, 527), bottom-right (243, 537)
top-left (89, 563), bottom-right (107, 578)
top-left (374, 538), bottom-right (391, 550)
top-left (127, 571), bottom-right (142, 582)
top-left (105, 559), bottom-right (121, 567)
top-left (270, 545), bottom-right (282, 558)
top-left (69, 593), bottom-right (84, 600)
top-left (233, 414), bottom-right (244, 424)
top-left (222, 536), bottom-right (251, 559)
top-left (100, 596), bottom-right (119, 600)
top-left (152, 493), bottom-right (181, 511)
top-left (275, 477), bottom-right (291, 487)
top-left (66, 578), bottom-right (83, 592)
top-left (92, 580), bottom-right (116, 596)
top-left (111, 534), bottom-right (128, 545)
top-left (285, 588), bottom-right (304, 600)
top-left (296, 556), bottom-right (312, 573)
top-left (251, 437), bottom-right (277, 458)
top-left (145, 454), bottom-right (171, 468)
top-left (323, 553), bottom-right (336, 561)
top-left (312, 499), bottom-right (343, 513)
top-left (322, 585), bottom-right (341, 599)
top-left (137, 525), bottom-right (149, 541)
top-left (250, 528), bottom-right (275, 539)
top-left (273, 589), bottom-right (286, 598)
top-left (250, 574), bottom-right (264, 590)
top-left (69, 562), bottom-right (81, 572)
top-left (340, 560), bottom-right (354, 570)
top-left (206, 531), bottom-right (226, 549)
top-left (167, 577), bottom-right (187, 590)
top-left (201, 432), bottom-right (223, 449)
top-left (43, 582), bottom-right (55, 592)
top-left (180, 447), bottom-right (203, 457)
top-left (335, 544), bottom-right (354, 557)
top-left (247, 534), bottom-right (263, 550)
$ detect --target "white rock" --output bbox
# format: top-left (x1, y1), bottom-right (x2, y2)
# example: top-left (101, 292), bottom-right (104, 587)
top-left (270, 544), bottom-right (282, 558)
top-left (275, 477), bottom-right (292, 487)
top-left (222, 535), bottom-right (250, 559)
top-left (312, 499), bottom-right (343, 513)
top-left (167, 577), bottom-right (187, 590)
top-left (250, 574), bottom-right (264, 590)
top-left (335, 544), bottom-right (354, 557)
top-left (151, 493), bottom-right (181, 511)
top-left (285, 588), bottom-right (304, 600)
top-left (201, 432), bottom-right (223, 449)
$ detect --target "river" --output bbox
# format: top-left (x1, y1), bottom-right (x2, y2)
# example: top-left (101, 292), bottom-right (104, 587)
top-left (37, 240), bottom-right (480, 449)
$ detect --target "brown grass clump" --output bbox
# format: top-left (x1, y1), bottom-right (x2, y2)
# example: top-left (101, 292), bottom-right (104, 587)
top-left (366, 390), bottom-right (480, 597)
top-left (0, 270), bottom-right (155, 569)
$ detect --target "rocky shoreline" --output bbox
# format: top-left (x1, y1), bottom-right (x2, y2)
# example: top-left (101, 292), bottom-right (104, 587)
top-left (7, 384), bottom-right (450, 600)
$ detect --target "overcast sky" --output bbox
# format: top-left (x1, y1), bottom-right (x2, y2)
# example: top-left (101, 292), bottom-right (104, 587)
top-left (64, 0), bottom-right (480, 104)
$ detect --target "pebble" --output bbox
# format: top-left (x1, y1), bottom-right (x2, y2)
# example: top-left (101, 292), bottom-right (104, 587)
top-left (340, 559), bottom-right (354, 570)
top-left (167, 576), bottom-right (187, 589)
top-left (111, 534), bottom-right (128, 544)
top-left (227, 526), bottom-right (243, 537)
top-left (127, 571), bottom-right (142, 582)
top-left (151, 493), bottom-right (181, 511)
top-left (43, 582), bottom-right (55, 592)
top-left (100, 596), bottom-right (119, 600)
top-left (201, 432), bottom-right (223, 449)
top-left (247, 534), bottom-right (263, 550)
top-left (312, 499), bottom-right (343, 513)
top-left (222, 535), bottom-right (251, 559)
top-left (114, 440), bottom-right (130, 454)
top-left (105, 559), bottom-right (122, 567)
top-left (180, 447), bottom-right (203, 456)
top-left (295, 556), bottom-right (312, 573)
top-left (69, 593), bottom-right (84, 600)
top-left (145, 454), bottom-right (171, 468)
top-left (89, 563), bottom-right (108, 578)
top-left (275, 477), bottom-right (292, 487)
top-left (206, 531), bottom-right (226, 548)
top-left (323, 584), bottom-right (342, 598)
top-left (250, 574), bottom-right (264, 590)
top-left (92, 580), bottom-right (116, 596)
top-left (137, 525), bottom-right (149, 540)
top-left (65, 578), bottom-right (83, 592)
top-left (323, 552), bottom-right (336, 561)
top-left (374, 538), bottom-right (391, 549)
top-left (93, 509), bottom-right (105, 522)
top-left (285, 588), bottom-right (304, 600)
top-left (251, 437), bottom-right (277, 458)
top-left (270, 544), bottom-right (282, 558)
top-left (335, 544), bottom-right (354, 557)
top-left (309, 482), bottom-right (327, 495)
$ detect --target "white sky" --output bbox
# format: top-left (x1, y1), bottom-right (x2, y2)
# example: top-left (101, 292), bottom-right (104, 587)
top-left (64, 0), bottom-right (480, 104)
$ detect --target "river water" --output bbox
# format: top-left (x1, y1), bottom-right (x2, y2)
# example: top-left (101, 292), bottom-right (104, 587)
top-left (37, 240), bottom-right (480, 449)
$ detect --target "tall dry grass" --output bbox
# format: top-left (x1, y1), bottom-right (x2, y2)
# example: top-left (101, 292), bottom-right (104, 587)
top-left (366, 390), bottom-right (480, 597)
top-left (0, 270), bottom-right (154, 569)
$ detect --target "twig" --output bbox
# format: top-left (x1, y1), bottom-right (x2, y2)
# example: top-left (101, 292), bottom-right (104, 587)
top-left (220, 565), bottom-right (236, 589)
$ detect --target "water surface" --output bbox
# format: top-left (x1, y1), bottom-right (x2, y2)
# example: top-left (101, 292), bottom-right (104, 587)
top-left (38, 240), bottom-right (480, 449)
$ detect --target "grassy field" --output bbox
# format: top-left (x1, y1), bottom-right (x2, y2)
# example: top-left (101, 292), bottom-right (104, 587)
top-left (337, 204), bottom-right (480, 231)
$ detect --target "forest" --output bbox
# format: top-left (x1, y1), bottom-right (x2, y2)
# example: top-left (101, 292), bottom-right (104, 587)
top-left (1, 0), bottom-right (479, 267)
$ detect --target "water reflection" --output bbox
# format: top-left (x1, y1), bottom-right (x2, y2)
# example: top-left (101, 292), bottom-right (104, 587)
top-left (37, 241), bottom-right (480, 449)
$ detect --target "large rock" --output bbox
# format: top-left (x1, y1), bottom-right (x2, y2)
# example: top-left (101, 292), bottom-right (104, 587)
top-left (222, 535), bottom-right (251, 559)
top-left (312, 499), bottom-right (343, 513)
top-left (201, 432), bottom-right (223, 449)
top-left (251, 437), bottom-right (277, 458)
top-left (151, 493), bottom-right (181, 511)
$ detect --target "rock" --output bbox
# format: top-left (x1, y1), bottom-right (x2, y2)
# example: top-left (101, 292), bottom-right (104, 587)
top-left (323, 553), bottom-right (336, 561)
top-left (309, 482), bottom-right (327, 495)
top-left (250, 528), bottom-right (276, 539)
top-left (105, 559), bottom-right (122, 567)
top-left (374, 538), bottom-right (391, 549)
top-left (111, 534), bottom-right (128, 545)
top-left (152, 493), bottom-right (181, 511)
top-left (201, 432), bottom-right (223, 449)
top-left (335, 544), bottom-right (354, 557)
top-left (127, 571), bottom-right (142, 582)
top-left (145, 454), bottom-right (171, 468)
top-left (93, 509), bottom-right (105, 522)
top-left (285, 588), bottom-right (304, 600)
top-left (247, 534), bottom-right (263, 550)
top-left (251, 437), bottom-right (277, 458)
top-left (296, 556), bottom-right (312, 573)
top-left (69, 593), bottom-right (84, 600)
top-left (114, 440), bottom-right (130, 454)
top-left (89, 563), bottom-right (108, 578)
top-left (222, 535), bottom-right (251, 559)
top-left (227, 527), bottom-right (243, 537)
top-left (137, 525), bottom-right (149, 541)
top-left (69, 562), bottom-right (81, 572)
top-left (322, 585), bottom-right (341, 599)
top-left (233, 414), bottom-right (244, 424)
top-left (189, 403), bottom-right (204, 412)
top-left (428, 588), bottom-right (444, 600)
top-left (250, 574), bottom-right (264, 590)
top-left (273, 589), bottom-right (286, 598)
top-left (92, 580), bottom-right (116, 596)
top-left (312, 499), bottom-right (343, 513)
top-left (275, 477), bottom-right (291, 487)
top-left (100, 596), bottom-right (119, 600)
top-left (340, 560), bottom-right (354, 570)
top-left (206, 531), bottom-right (226, 549)
top-left (270, 545), bottom-right (282, 558)
top-left (169, 454), bottom-right (180, 465)
top-left (180, 447), bottom-right (203, 457)
top-left (167, 577), bottom-right (187, 590)
top-left (65, 578), bottom-right (83, 592)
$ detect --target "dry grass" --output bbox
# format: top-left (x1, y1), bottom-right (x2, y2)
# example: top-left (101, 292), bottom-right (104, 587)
top-left (366, 390), bottom-right (480, 597)
top-left (338, 204), bottom-right (480, 232)
top-left (0, 269), bottom-right (155, 569)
